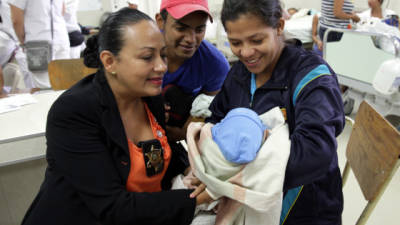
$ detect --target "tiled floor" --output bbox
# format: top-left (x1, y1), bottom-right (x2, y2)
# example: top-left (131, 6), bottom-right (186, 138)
top-left (0, 121), bottom-right (399, 225)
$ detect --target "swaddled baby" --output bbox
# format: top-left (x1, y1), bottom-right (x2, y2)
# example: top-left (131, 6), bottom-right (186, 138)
top-left (202, 108), bottom-right (268, 180)
top-left (185, 106), bottom-right (290, 225)
top-left (172, 108), bottom-right (269, 225)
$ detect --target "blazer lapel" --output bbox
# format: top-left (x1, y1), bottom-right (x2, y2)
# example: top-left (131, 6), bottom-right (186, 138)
top-left (94, 70), bottom-right (129, 155)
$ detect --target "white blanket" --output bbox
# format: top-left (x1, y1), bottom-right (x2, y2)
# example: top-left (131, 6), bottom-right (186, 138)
top-left (187, 107), bottom-right (291, 225)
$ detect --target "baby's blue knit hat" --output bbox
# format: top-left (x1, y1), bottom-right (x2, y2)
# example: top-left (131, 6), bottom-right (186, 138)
top-left (211, 108), bottom-right (266, 164)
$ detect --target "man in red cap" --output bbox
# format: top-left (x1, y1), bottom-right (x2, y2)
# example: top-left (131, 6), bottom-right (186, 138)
top-left (156, 0), bottom-right (230, 141)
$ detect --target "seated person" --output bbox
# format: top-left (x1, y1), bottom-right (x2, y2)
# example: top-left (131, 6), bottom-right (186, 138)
top-left (183, 107), bottom-right (291, 225)
top-left (311, 13), bottom-right (323, 56)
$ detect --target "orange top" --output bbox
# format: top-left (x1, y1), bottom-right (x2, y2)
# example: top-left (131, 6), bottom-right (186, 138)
top-left (126, 103), bottom-right (171, 192)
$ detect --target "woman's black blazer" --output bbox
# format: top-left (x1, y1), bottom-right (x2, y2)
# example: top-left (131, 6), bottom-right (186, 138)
top-left (21, 70), bottom-right (196, 225)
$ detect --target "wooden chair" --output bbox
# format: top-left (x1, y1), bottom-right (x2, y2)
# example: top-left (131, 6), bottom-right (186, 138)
top-left (48, 58), bottom-right (97, 90)
top-left (342, 101), bottom-right (400, 225)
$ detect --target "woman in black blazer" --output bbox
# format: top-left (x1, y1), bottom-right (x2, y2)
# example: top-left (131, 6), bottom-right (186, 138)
top-left (21, 8), bottom-right (211, 225)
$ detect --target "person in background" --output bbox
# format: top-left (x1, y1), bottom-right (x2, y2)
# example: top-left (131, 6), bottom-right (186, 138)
top-left (311, 13), bottom-right (323, 56)
top-left (9, 0), bottom-right (70, 89)
top-left (208, 0), bottom-right (345, 224)
top-left (358, 0), bottom-right (396, 21)
top-left (0, 27), bottom-right (24, 94)
top-left (320, 0), bottom-right (360, 94)
top-left (319, 0), bottom-right (360, 42)
top-left (127, 0), bottom-right (138, 9)
top-left (64, 0), bottom-right (85, 58)
top-left (21, 8), bottom-right (211, 225)
top-left (155, 0), bottom-right (230, 141)
top-left (0, 0), bottom-right (33, 88)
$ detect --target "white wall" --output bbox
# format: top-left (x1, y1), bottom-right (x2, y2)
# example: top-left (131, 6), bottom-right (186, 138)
top-left (76, 0), bottom-right (163, 27)
top-left (281, 0), bottom-right (321, 10)
top-left (77, 0), bottom-right (112, 26)
top-left (386, 0), bottom-right (400, 15)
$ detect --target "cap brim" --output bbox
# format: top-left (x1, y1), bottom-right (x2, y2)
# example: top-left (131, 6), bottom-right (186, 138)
top-left (166, 3), bottom-right (213, 23)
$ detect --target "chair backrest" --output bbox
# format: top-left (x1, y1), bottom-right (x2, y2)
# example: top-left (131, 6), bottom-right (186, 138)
top-left (346, 101), bottom-right (400, 202)
top-left (48, 58), bottom-right (97, 90)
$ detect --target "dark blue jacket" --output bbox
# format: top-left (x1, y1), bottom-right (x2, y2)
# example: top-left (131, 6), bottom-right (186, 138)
top-left (207, 44), bottom-right (345, 225)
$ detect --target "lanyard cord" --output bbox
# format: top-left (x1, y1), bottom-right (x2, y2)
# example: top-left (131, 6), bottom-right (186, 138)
top-left (250, 73), bottom-right (256, 107)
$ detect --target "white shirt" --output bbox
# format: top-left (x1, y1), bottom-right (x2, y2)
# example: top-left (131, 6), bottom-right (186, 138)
top-left (7, 0), bottom-right (69, 46)
top-left (358, 8), bottom-right (396, 21)
top-left (0, 1), bottom-right (17, 40)
top-left (64, 0), bottom-right (80, 32)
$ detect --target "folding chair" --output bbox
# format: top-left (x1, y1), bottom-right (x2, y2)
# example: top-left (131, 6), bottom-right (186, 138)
top-left (342, 101), bottom-right (400, 225)
top-left (48, 58), bottom-right (97, 90)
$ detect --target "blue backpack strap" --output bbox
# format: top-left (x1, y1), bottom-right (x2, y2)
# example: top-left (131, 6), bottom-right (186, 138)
top-left (280, 64), bottom-right (332, 224)
top-left (292, 64), bottom-right (332, 106)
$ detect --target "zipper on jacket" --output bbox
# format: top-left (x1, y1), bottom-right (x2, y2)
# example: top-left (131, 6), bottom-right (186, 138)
top-left (250, 85), bottom-right (288, 108)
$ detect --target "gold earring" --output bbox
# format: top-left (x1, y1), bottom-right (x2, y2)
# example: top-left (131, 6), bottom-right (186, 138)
top-left (111, 71), bottom-right (116, 76)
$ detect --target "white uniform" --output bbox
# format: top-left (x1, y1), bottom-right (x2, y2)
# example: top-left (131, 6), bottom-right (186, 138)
top-left (0, 1), bottom-right (33, 88)
top-left (7, 0), bottom-right (70, 88)
top-left (64, 0), bottom-right (84, 58)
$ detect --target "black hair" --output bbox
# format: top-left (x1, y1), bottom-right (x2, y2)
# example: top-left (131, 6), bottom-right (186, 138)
top-left (221, 0), bottom-right (282, 29)
top-left (160, 9), bottom-right (168, 21)
top-left (83, 7), bottom-right (153, 68)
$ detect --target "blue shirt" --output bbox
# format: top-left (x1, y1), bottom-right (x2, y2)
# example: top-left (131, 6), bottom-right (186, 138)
top-left (162, 40), bottom-right (230, 96)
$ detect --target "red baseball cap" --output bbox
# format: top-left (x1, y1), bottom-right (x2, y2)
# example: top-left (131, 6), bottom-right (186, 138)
top-left (160, 0), bottom-right (213, 22)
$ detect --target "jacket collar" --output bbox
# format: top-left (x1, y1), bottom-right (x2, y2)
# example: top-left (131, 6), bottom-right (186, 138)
top-left (93, 70), bottom-right (129, 154)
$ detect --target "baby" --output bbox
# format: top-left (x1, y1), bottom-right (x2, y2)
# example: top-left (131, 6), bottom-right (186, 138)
top-left (200, 108), bottom-right (268, 182)
top-left (172, 107), bottom-right (269, 225)
top-left (185, 106), bottom-right (290, 225)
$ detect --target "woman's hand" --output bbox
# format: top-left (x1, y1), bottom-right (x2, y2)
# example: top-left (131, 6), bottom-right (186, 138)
top-left (190, 183), bottom-right (205, 198)
top-left (190, 183), bottom-right (213, 205)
